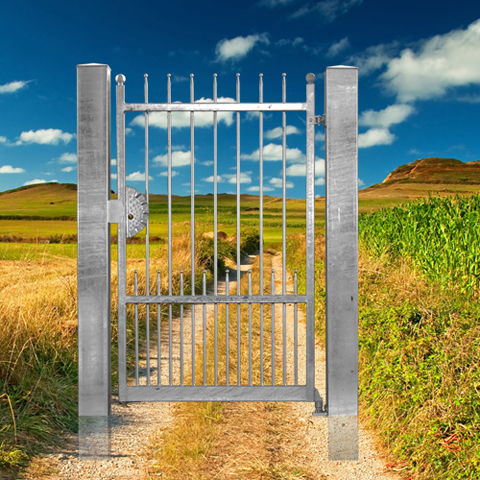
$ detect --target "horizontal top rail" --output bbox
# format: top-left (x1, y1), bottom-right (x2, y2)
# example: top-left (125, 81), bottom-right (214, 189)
top-left (122, 102), bottom-right (307, 113)
top-left (121, 294), bottom-right (307, 304)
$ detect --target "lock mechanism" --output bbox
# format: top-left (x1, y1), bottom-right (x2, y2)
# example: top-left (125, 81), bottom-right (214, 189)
top-left (126, 186), bottom-right (149, 238)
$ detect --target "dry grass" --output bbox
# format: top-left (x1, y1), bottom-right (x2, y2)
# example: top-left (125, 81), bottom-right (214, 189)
top-left (147, 252), bottom-right (315, 479)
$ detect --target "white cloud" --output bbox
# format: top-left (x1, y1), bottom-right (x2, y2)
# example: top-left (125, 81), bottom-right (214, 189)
top-left (285, 157), bottom-right (325, 178)
top-left (381, 19), bottom-right (480, 102)
top-left (130, 97), bottom-right (235, 129)
top-left (358, 178), bottom-right (365, 187)
top-left (61, 166), bottom-right (76, 172)
top-left (359, 104), bottom-right (415, 128)
top-left (265, 125), bottom-right (301, 139)
top-left (315, 177), bottom-right (325, 185)
top-left (111, 158), bottom-right (117, 166)
top-left (0, 136), bottom-right (8, 144)
top-left (153, 150), bottom-right (194, 168)
top-left (126, 172), bottom-right (154, 181)
top-left (215, 34), bottom-right (269, 62)
top-left (159, 170), bottom-right (179, 177)
top-left (111, 173), bottom-right (117, 180)
top-left (58, 152), bottom-right (77, 163)
top-left (327, 37), bottom-right (350, 57)
top-left (276, 37), bottom-right (304, 47)
top-left (269, 177), bottom-right (294, 189)
top-left (246, 185), bottom-right (275, 192)
top-left (241, 142), bottom-right (304, 162)
top-left (291, 0), bottom-right (363, 22)
top-left (0, 165), bottom-right (25, 173)
top-left (347, 42), bottom-right (399, 76)
top-left (0, 80), bottom-right (29, 94)
top-left (172, 75), bottom-right (189, 83)
top-left (358, 128), bottom-right (396, 148)
top-left (202, 160), bottom-right (214, 166)
top-left (125, 127), bottom-right (134, 136)
top-left (315, 130), bottom-right (325, 142)
top-left (17, 129), bottom-right (74, 145)
top-left (202, 172), bottom-right (252, 184)
top-left (23, 179), bottom-right (57, 186)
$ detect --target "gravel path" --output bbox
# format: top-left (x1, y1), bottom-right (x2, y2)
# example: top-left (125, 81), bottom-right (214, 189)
top-left (24, 253), bottom-right (403, 480)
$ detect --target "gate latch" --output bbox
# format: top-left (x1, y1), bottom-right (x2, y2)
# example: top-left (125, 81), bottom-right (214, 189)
top-left (315, 115), bottom-right (325, 126)
top-left (126, 186), bottom-right (149, 238)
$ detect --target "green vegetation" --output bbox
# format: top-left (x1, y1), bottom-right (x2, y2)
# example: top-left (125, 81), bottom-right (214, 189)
top-left (288, 194), bottom-right (480, 479)
top-left (359, 194), bottom-right (480, 295)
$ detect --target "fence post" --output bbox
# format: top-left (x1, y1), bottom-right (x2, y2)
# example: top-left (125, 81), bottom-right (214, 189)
top-left (325, 65), bottom-right (359, 460)
top-left (77, 63), bottom-right (112, 456)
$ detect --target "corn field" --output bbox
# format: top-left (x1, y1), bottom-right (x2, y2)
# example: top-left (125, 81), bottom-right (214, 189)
top-left (359, 194), bottom-right (480, 295)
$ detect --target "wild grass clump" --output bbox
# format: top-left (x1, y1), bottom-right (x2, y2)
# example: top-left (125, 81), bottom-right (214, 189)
top-left (359, 193), bottom-right (480, 295)
top-left (287, 231), bottom-right (480, 479)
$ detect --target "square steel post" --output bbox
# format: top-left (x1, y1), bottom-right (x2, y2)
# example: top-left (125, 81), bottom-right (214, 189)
top-left (325, 66), bottom-right (358, 460)
top-left (77, 64), bottom-right (112, 418)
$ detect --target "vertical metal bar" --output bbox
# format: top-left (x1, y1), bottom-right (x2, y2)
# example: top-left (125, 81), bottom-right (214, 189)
top-left (115, 72), bottom-right (127, 403)
top-left (225, 270), bottom-right (230, 386)
top-left (248, 270), bottom-right (252, 386)
top-left (271, 269), bottom-right (275, 385)
top-left (305, 74), bottom-right (316, 402)
top-left (134, 270), bottom-right (139, 386)
top-left (213, 74), bottom-right (218, 386)
top-left (180, 270), bottom-right (184, 385)
top-left (259, 73), bottom-right (264, 386)
top-left (144, 74), bottom-right (150, 386)
top-left (325, 66), bottom-right (359, 417)
top-left (77, 64), bottom-right (111, 416)
top-left (203, 270), bottom-right (207, 385)
top-left (294, 270), bottom-right (298, 386)
top-left (236, 73), bottom-right (241, 386)
top-left (157, 270), bottom-right (161, 385)
top-left (282, 73), bottom-right (287, 387)
top-left (167, 74), bottom-right (173, 387)
top-left (190, 73), bottom-right (196, 386)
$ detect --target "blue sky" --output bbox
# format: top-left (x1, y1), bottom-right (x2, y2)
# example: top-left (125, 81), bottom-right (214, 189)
top-left (1, 0), bottom-right (480, 198)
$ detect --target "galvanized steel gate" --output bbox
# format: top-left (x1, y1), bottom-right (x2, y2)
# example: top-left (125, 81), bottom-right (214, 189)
top-left (77, 64), bottom-right (358, 428)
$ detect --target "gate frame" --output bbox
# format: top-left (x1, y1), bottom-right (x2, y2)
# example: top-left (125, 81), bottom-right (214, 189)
top-left (77, 63), bottom-right (358, 421)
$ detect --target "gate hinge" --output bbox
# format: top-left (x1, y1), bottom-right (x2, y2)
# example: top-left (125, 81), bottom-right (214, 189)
top-left (315, 114), bottom-right (325, 127)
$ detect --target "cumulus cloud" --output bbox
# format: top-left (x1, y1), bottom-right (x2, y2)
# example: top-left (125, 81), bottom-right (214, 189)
top-left (153, 151), bottom-right (194, 168)
top-left (58, 152), bottom-right (77, 163)
top-left (358, 128), bottom-right (396, 148)
top-left (0, 80), bottom-right (30, 94)
top-left (159, 170), bottom-right (179, 177)
top-left (285, 157), bottom-right (325, 178)
top-left (246, 185), bottom-right (275, 192)
top-left (359, 104), bottom-right (415, 128)
top-left (381, 18), bottom-right (480, 102)
top-left (315, 130), bottom-right (325, 142)
top-left (315, 177), bottom-right (325, 185)
top-left (346, 42), bottom-right (399, 76)
top-left (326, 37), bottom-right (350, 57)
top-left (291, 0), bottom-right (363, 22)
top-left (126, 172), bottom-right (154, 181)
top-left (61, 166), bottom-right (76, 172)
top-left (23, 179), bottom-right (57, 186)
top-left (131, 97), bottom-right (235, 129)
top-left (269, 177), bottom-right (294, 189)
top-left (17, 129), bottom-right (74, 145)
top-left (265, 125), bottom-right (301, 139)
top-left (203, 172), bottom-right (252, 184)
top-left (0, 165), bottom-right (25, 173)
top-left (215, 34), bottom-right (269, 62)
top-left (241, 143), bottom-right (304, 162)
top-left (0, 136), bottom-right (7, 144)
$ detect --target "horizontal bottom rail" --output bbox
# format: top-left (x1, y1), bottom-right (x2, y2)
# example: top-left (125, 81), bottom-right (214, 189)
top-left (121, 294), bottom-right (307, 304)
top-left (120, 385), bottom-right (310, 402)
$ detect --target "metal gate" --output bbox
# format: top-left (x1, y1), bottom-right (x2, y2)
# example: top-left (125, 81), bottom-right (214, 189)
top-left (77, 64), bottom-right (358, 426)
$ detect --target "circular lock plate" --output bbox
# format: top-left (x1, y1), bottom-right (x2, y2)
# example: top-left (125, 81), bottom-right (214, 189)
top-left (126, 186), bottom-right (149, 237)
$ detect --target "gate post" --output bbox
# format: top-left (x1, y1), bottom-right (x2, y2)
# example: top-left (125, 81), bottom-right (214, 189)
top-left (325, 66), bottom-right (358, 460)
top-left (77, 64), bottom-right (112, 425)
